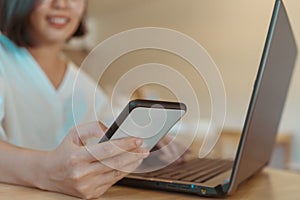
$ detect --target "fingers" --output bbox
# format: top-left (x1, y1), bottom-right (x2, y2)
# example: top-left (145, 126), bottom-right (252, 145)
top-left (86, 160), bottom-right (144, 194)
top-left (69, 155), bottom-right (145, 199)
top-left (81, 137), bottom-right (144, 162)
top-left (155, 136), bottom-right (188, 163)
top-left (69, 122), bottom-right (107, 146)
top-left (97, 148), bottom-right (148, 173)
top-left (80, 147), bottom-right (149, 178)
top-left (155, 136), bottom-right (173, 157)
top-left (97, 161), bottom-right (142, 186)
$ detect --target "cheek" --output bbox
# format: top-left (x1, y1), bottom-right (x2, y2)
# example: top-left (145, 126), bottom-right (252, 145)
top-left (29, 7), bottom-right (48, 28)
top-left (29, 16), bottom-right (44, 35)
top-left (72, 5), bottom-right (86, 22)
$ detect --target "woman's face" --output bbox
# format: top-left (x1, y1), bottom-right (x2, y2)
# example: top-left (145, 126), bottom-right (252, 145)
top-left (29, 0), bottom-right (86, 46)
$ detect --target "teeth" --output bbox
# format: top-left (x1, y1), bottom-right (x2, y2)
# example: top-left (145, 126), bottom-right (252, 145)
top-left (49, 17), bottom-right (68, 24)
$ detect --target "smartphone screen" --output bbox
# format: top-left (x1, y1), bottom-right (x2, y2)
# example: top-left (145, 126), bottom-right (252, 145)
top-left (99, 99), bottom-right (186, 150)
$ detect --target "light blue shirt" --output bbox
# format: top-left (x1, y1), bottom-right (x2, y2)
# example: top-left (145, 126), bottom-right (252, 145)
top-left (0, 34), bottom-right (112, 150)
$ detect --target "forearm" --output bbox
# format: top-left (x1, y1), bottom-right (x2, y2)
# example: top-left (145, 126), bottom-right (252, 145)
top-left (0, 140), bottom-right (48, 189)
top-left (0, 122), bottom-right (149, 199)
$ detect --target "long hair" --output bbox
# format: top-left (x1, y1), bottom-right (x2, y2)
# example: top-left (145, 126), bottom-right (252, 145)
top-left (0, 0), bottom-right (87, 47)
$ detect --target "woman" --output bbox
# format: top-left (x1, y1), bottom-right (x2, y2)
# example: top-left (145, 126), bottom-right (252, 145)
top-left (0, 0), bottom-right (149, 198)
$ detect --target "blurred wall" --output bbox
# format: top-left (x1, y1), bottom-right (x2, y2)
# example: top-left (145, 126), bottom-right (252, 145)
top-left (78, 0), bottom-right (300, 169)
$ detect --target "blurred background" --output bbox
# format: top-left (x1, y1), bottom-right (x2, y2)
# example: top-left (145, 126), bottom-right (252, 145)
top-left (64, 0), bottom-right (300, 171)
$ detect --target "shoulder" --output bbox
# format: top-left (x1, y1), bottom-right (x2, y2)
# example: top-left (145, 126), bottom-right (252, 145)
top-left (0, 34), bottom-right (25, 73)
top-left (0, 34), bottom-right (19, 55)
top-left (0, 34), bottom-right (8, 74)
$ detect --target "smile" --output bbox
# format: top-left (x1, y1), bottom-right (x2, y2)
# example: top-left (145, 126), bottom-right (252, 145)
top-left (47, 16), bottom-right (70, 28)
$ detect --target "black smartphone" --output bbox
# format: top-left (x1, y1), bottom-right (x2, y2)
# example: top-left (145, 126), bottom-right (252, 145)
top-left (99, 99), bottom-right (187, 150)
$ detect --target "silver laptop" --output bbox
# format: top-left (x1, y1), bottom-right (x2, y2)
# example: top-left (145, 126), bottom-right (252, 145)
top-left (117, 0), bottom-right (298, 197)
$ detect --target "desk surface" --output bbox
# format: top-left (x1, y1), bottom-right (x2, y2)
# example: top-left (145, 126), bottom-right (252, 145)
top-left (0, 168), bottom-right (299, 200)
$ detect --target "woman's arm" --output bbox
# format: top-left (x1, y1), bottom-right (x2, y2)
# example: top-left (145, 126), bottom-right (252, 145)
top-left (0, 122), bottom-right (149, 199)
top-left (0, 139), bottom-right (47, 188)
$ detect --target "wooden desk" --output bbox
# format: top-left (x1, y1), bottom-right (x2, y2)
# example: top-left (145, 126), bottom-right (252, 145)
top-left (1, 168), bottom-right (300, 200)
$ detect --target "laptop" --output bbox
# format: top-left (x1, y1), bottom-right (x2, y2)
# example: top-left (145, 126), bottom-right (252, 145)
top-left (117, 0), bottom-right (298, 197)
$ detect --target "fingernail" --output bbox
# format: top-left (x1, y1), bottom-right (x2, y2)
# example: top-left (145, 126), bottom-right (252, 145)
top-left (135, 138), bottom-right (143, 146)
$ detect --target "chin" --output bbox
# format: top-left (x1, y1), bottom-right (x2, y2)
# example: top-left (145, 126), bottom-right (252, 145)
top-left (44, 32), bottom-right (73, 44)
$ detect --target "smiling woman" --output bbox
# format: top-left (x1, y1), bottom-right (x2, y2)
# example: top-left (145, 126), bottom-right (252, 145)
top-left (0, 0), bottom-right (150, 199)
top-left (0, 0), bottom-right (86, 47)
top-left (29, 0), bottom-right (86, 45)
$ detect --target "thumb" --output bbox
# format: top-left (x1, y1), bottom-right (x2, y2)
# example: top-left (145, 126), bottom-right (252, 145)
top-left (69, 121), bottom-right (107, 146)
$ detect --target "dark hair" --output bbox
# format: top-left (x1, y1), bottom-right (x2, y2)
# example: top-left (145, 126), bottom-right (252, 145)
top-left (0, 0), bottom-right (87, 47)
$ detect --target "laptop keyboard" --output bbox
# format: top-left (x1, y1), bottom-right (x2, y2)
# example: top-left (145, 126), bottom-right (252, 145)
top-left (133, 158), bottom-right (234, 183)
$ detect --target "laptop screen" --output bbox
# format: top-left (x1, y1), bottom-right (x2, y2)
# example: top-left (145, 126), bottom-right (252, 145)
top-left (228, 0), bottom-right (298, 193)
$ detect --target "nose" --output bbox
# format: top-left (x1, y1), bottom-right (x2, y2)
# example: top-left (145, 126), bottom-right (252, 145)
top-left (51, 0), bottom-right (69, 9)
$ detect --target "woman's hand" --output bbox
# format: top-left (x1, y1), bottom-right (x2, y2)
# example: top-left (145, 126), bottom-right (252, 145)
top-left (155, 135), bottom-right (190, 163)
top-left (39, 122), bottom-right (149, 199)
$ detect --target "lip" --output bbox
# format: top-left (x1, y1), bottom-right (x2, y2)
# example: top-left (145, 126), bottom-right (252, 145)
top-left (46, 15), bottom-right (71, 29)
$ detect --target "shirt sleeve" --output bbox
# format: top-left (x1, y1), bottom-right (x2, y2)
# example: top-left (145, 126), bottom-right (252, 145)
top-left (0, 35), bottom-right (7, 140)
top-left (0, 69), bottom-right (7, 141)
